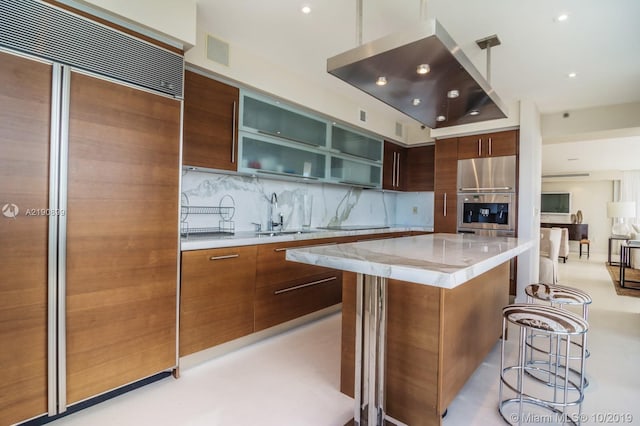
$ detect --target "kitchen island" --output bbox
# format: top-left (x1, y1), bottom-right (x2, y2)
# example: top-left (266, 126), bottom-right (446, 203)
top-left (286, 233), bottom-right (533, 426)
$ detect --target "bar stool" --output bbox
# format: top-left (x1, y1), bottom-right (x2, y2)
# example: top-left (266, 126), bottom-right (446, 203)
top-left (525, 283), bottom-right (591, 389)
top-left (499, 303), bottom-right (588, 425)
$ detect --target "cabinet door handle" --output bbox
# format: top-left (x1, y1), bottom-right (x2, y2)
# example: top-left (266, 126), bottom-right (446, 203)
top-left (274, 276), bottom-right (338, 295)
top-left (231, 101), bottom-right (237, 164)
top-left (478, 138), bottom-right (482, 157)
top-left (392, 152), bottom-right (397, 187)
top-left (209, 254), bottom-right (239, 261)
top-left (396, 151), bottom-right (401, 188)
top-left (488, 137), bottom-right (492, 156)
top-left (443, 192), bottom-right (447, 216)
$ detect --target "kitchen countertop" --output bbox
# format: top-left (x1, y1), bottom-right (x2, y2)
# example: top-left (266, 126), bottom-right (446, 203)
top-left (286, 233), bottom-right (534, 289)
top-left (180, 225), bottom-right (434, 251)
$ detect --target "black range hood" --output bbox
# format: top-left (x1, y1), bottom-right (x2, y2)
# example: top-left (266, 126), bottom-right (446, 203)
top-left (327, 19), bottom-right (507, 129)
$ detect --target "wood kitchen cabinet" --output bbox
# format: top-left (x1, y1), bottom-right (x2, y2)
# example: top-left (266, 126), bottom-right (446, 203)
top-left (434, 138), bottom-right (458, 233)
top-left (254, 238), bottom-right (343, 331)
top-left (404, 145), bottom-right (435, 192)
top-left (183, 70), bottom-right (239, 171)
top-left (457, 129), bottom-right (518, 159)
top-left (383, 141), bottom-right (406, 190)
top-left (383, 142), bottom-right (434, 191)
top-left (180, 246), bottom-right (257, 356)
top-left (341, 262), bottom-right (510, 424)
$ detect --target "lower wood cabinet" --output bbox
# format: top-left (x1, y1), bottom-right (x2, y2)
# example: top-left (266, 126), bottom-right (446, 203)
top-left (255, 238), bottom-right (344, 331)
top-left (255, 271), bottom-right (342, 331)
top-left (341, 262), bottom-right (509, 425)
top-left (179, 245), bottom-right (257, 356)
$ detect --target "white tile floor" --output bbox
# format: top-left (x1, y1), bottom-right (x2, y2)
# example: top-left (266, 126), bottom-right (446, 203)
top-left (51, 252), bottom-right (640, 426)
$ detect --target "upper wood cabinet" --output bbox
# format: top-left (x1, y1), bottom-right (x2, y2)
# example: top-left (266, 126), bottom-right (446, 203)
top-left (457, 130), bottom-right (518, 159)
top-left (383, 141), bottom-right (406, 190)
top-left (183, 70), bottom-right (239, 170)
top-left (405, 145), bottom-right (435, 192)
top-left (383, 142), bottom-right (434, 192)
top-left (434, 138), bottom-right (458, 233)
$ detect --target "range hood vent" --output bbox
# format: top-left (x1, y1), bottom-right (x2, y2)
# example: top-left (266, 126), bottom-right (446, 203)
top-left (327, 19), bottom-right (507, 129)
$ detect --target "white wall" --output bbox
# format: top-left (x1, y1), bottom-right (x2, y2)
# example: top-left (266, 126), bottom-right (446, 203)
top-left (542, 102), bottom-right (640, 144)
top-left (61, 0), bottom-right (197, 47)
top-left (541, 180), bottom-right (613, 254)
top-left (184, 13), bottom-right (424, 145)
top-left (516, 100), bottom-right (542, 302)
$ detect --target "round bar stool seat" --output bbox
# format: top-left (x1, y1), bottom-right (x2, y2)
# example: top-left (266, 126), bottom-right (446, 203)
top-left (525, 283), bottom-right (591, 389)
top-left (499, 303), bottom-right (588, 425)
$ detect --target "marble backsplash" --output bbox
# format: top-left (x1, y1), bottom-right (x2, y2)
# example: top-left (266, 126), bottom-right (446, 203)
top-left (181, 170), bottom-right (434, 233)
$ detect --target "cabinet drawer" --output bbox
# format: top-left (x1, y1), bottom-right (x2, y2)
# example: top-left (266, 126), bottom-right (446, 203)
top-left (255, 238), bottom-right (339, 288)
top-left (179, 245), bottom-right (257, 356)
top-left (255, 271), bottom-right (342, 331)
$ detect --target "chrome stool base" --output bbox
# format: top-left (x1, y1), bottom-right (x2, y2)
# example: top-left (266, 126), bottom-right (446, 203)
top-left (499, 304), bottom-right (588, 425)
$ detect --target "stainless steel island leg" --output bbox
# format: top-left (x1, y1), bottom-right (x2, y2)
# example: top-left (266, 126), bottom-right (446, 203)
top-left (354, 273), bottom-right (389, 426)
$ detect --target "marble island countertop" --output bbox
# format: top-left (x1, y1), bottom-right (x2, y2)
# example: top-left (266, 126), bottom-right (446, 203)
top-left (286, 233), bottom-right (534, 289)
top-left (180, 225), bottom-right (434, 251)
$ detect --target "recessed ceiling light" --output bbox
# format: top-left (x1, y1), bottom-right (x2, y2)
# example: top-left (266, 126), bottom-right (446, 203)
top-left (301, 5), bottom-right (311, 14)
top-left (376, 76), bottom-right (387, 86)
top-left (447, 89), bottom-right (460, 99)
top-left (412, 98), bottom-right (421, 106)
top-left (556, 13), bottom-right (569, 22)
top-left (568, 72), bottom-right (577, 78)
top-left (436, 115), bottom-right (446, 122)
top-left (469, 110), bottom-right (480, 116)
top-left (416, 64), bottom-right (430, 75)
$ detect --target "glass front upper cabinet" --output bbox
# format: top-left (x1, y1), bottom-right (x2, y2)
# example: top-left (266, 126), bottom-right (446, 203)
top-left (241, 94), bottom-right (328, 147)
top-left (330, 124), bottom-right (383, 162)
top-left (239, 132), bottom-right (325, 180)
top-left (329, 156), bottom-right (382, 188)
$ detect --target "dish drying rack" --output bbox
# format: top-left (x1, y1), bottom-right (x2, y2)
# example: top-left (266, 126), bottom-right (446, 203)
top-left (180, 193), bottom-right (235, 237)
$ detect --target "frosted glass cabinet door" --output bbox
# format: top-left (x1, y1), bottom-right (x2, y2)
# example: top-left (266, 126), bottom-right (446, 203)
top-left (331, 125), bottom-right (383, 161)
top-left (242, 95), bottom-right (328, 147)
top-left (240, 133), bottom-right (326, 180)
top-left (330, 156), bottom-right (382, 188)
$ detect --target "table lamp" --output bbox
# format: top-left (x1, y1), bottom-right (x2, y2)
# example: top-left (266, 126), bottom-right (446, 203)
top-left (607, 201), bottom-right (636, 236)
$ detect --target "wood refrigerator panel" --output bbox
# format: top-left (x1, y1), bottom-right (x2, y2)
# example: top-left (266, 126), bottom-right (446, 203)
top-left (64, 71), bottom-right (180, 404)
top-left (0, 49), bottom-right (50, 426)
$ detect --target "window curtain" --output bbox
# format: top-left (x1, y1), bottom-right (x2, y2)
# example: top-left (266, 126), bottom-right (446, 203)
top-left (620, 170), bottom-right (640, 227)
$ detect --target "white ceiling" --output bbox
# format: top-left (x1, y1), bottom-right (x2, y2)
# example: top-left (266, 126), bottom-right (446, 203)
top-left (196, 0), bottom-right (640, 176)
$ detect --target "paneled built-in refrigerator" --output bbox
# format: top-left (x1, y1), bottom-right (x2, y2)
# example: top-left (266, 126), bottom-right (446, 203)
top-left (0, 1), bottom-right (182, 424)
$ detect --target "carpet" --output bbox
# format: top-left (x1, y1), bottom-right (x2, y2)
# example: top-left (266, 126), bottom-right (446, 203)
top-left (605, 262), bottom-right (640, 297)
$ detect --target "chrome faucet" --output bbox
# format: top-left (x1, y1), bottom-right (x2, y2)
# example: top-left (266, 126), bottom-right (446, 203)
top-left (267, 192), bottom-right (283, 231)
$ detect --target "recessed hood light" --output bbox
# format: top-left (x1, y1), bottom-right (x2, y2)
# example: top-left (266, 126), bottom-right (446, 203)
top-left (436, 115), bottom-right (446, 122)
top-left (412, 98), bottom-right (421, 106)
top-left (416, 64), bottom-right (430, 75)
top-left (376, 76), bottom-right (387, 86)
top-left (327, 19), bottom-right (507, 128)
top-left (447, 89), bottom-right (459, 99)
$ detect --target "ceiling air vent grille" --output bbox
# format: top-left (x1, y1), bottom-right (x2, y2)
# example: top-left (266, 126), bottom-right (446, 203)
top-left (206, 34), bottom-right (230, 66)
top-left (0, 0), bottom-right (183, 98)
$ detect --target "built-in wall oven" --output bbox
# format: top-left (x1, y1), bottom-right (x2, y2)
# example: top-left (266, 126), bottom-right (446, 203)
top-left (457, 193), bottom-right (515, 236)
top-left (457, 155), bottom-right (517, 236)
